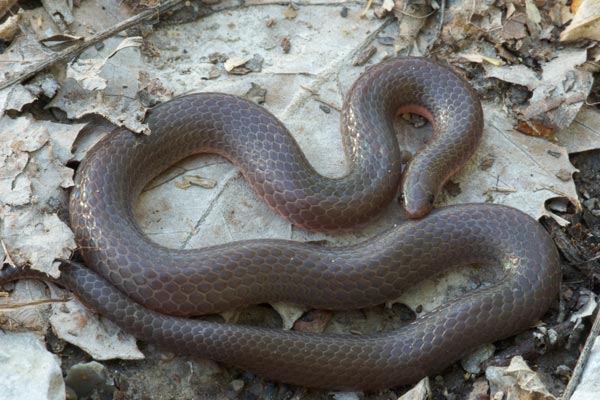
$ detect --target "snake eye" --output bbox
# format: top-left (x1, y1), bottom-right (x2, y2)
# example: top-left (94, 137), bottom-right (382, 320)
top-left (428, 194), bottom-right (435, 205)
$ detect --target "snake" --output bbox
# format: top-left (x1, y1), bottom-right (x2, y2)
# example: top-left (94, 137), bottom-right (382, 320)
top-left (0, 57), bottom-right (560, 390)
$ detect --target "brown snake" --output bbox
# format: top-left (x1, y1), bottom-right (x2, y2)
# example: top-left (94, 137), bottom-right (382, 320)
top-left (0, 57), bottom-right (560, 390)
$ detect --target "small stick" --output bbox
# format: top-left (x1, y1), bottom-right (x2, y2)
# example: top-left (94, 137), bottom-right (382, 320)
top-left (0, 0), bottom-right (185, 90)
top-left (0, 296), bottom-right (72, 310)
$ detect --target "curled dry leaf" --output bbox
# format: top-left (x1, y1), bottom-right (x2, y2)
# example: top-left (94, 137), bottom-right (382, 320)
top-left (561, 0), bottom-right (600, 41)
top-left (174, 175), bottom-right (217, 189)
top-left (486, 356), bottom-right (557, 400)
top-left (40, 33), bottom-right (83, 49)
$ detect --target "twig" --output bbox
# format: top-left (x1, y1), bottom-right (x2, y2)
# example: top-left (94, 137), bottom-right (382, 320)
top-left (438, 0), bottom-right (445, 36)
top-left (571, 253), bottom-right (600, 266)
top-left (0, 240), bottom-right (16, 268)
top-left (562, 306), bottom-right (600, 400)
top-left (0, 296), bottom-right (72, 310)
top-left (483, 186), bottom-right (517, 195)
top-left (300, 85), bottom-right (342, 112)
top-left (360, 0), bottom-right (373, 18)
top-left (0, 0), bottom-right (185, 90)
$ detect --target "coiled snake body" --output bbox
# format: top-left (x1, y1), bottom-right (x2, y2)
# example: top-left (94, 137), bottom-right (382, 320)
top-left (0, 58), bottom-right (560, 390)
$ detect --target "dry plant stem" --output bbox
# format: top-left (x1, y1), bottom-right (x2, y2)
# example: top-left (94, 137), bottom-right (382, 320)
top-left (562, 307), bottom-right (600, 400)
top-left (0, 0), bottom-right (185, 90)
top-left (0, 297), bottom-right (71, 310)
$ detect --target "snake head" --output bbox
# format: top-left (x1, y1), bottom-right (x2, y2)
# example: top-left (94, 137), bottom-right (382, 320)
top-left (401, 170), bottom-right (437, 219)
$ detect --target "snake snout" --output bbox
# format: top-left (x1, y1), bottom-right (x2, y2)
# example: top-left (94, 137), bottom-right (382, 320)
top-left (401, 174), bottom-right (436, 219)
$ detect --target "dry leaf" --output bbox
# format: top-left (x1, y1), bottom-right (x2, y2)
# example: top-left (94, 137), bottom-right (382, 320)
top-left (515, 121), bottom-right (555, 140)
top-left (283, 4), bottom-right (297, 19)
top-left (561, 0), bottom-right (600, 41)
top-left (224, 56), bottom-right (250, 72)
top-left (487, 356), bottom-right (557, 400)
top-left (0, 12), bottom-right (19, 41)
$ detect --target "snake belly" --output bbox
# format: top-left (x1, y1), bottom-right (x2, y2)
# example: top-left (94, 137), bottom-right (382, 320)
top-left (1, 57), bottom-right (560, 390)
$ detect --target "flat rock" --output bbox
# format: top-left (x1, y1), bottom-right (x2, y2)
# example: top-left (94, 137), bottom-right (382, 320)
top-left (0, 332), bottom-right (65, 400)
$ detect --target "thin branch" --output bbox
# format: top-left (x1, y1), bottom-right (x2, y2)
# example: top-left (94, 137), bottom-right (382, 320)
top-left (0, 296), bottom-right (71, 310)
top-left (0, 0), bottom-right (185, 90)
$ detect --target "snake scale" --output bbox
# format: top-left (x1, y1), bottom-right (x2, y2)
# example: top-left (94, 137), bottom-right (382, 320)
top-left (0, 57), bottom-right (560, 390)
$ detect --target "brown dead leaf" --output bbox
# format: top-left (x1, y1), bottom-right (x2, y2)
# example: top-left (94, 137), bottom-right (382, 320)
top-left (515, 121), bottom-right (556, 141)
top-left (502, 12), bottom-right (528, 40)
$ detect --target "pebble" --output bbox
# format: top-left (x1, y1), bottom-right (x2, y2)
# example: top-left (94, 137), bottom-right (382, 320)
top-left (332, 392), bottom-right (361, 400)
top-left (555, 364), bottom-right (571, 379)
top-left (64, 361), bottom-right (115, 400)
top-left (230, 379), bottom-right (245, 392)
top-left (461, 343), bottom-right (496, 374)
top-left (583, 198), bottom-right (597, 211)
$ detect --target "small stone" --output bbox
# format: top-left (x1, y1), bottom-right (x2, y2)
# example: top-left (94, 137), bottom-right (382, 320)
top-left (461, 344), bottom-right (496, 374)
top-left (245, 83), bottom-right (267, 105)
top-left (340, 6), bottom-right (348, 17)
top-left (64, 361), bottom-right (115, 400)
top-left (467, 377), bottom-right (489, 400)
top-left (555, 364), bottom-right (571, 378)
top-left (479, 154), bottom-right (496, 170)
top-left (377, 36), bottom-right (395, 46)
top-left (547, 150), bottom-right (561, 158)
top-left (245, 54), bottom-right (264, 72)
top-left (583, 198), bottom-right (597, 211)
top-left (332, 392), bottom-right (360, 400)
top-left (230, 379), bottom-right (244, 392)
top-left (281, 37), bottom-right (291, 54)
top-left (319, 104), bottom-right (331, 114)
top-left (555, 168), bottom-right (572, 181)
